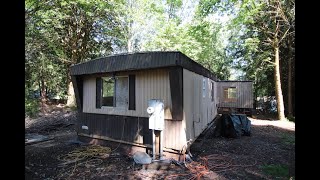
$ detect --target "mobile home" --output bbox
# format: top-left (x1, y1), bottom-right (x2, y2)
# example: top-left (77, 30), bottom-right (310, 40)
top-left (70, 51), bottom-right (252, 158)
top-left (217, 81), bottom-right (253, 116)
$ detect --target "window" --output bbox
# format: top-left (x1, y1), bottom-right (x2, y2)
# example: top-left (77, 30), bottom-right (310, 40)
top-left (223, 87), bottom-right (237, 101)
top-left (202, 78), bottom-right (206, 98)
top-left (114, 76), bottom-right (129, 108)
top-left (96, 75), bottom-right (136, 110)
top-left (102, 77), bottom-right (115, 107)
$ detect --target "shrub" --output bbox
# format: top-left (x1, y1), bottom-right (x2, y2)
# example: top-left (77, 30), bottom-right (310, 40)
top-left (261, 164), bottom-right (289, 179)
top-left (25, 97), bottom-right (39, 118)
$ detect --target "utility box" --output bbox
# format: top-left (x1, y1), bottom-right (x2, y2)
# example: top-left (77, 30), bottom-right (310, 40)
top-left (147, 99), bottom-right (164, 130)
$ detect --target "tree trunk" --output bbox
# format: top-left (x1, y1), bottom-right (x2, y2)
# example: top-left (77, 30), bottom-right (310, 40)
top-left (127, 39), bottom-right (132, 53)
top-left (40, 79), bottom-right (47, 113)
top-left (66, 69), bottom-right (76, 107)
top-left (127, 0), bottom-right (133, 53)
top-left (127, 20), bottom-right (133, 53)
top-left (274, 46), bottom-right (286, 120)
top-left (287, 39), bottom-right (293, 117)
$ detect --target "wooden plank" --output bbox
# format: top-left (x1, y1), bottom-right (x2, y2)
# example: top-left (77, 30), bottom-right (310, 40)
top-left (78, 133), bottom-right (152, 149)
top-left (25, 137), bottom-right (54, 145)
top-left (78, 133), bottom-right (180, 154)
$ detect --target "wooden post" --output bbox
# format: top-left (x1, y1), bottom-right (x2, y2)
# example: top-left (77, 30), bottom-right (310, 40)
top-left (155, 130), bottom-right (160, 159)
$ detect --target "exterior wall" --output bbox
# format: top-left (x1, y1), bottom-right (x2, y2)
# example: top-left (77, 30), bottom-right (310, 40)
top-left (78, 68), bottom-right (220, 151)
top-left (217, 81), bottom-right (253, 109)
top-left (82, 69), bottom-right (173, 119)
top-left (71, 51), bottom-right (223, 153)
top-left (183, 69), bottom-right (218, 142)
top-left (80, 68), bottom-right (185, 150)
top-left (78, 113), bottom-right (152, 145)
top-left (78, 113), bottom-right (184, 150)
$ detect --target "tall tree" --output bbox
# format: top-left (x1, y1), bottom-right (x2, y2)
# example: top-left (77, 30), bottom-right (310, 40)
top-left (26, 0), bottom-right (67, 111)
top-left (144, 0), bottom-right (232, 79)
top-left (120, 0), bottom-right (165, 53)
top-left (199, 0), bottom-right (294, 119)
top-left (25, 0), bottom-right (126, 106)
top-left (246, 0), bottom-right (294, 120)
top-left (283, 0), bottom-right (295, 116)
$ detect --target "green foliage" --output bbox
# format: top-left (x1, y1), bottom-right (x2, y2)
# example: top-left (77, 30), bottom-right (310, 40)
top-left (197, 0), bottom-right (236, 17)
top-left (70, 105), bottom-right (78, 111)
top-left (197, 0), bottom-right (295, 119)
top-left (25, 0), bottom-right (127, 105)
top-left (25, 98), bottom-right (39, 118)
top-left (144, 8), bottom-right (232, 79)
top-left (203, 0), bottom-right (295, 98)
top-left (65, 104), bottom-right (78, 112)
top-left (165, 0), bottom-right (183, 20)
top-left (25, 0), bottom-right (294, 116)
top-left (287, 115), bottom-right (295, 122)
top-left (120, 0), bottom-right (167, 52)
top-left (25, 89), bottom-right (39, 118)
top-left (185, 20), bottom-right (232, 80)
top-left (261, 164), bottom-right (289, 179)
top-left (281, 133), bottom-right (295, 145)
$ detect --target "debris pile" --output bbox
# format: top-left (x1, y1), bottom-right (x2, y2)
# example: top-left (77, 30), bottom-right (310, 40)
top-left (213, 114), bottom-right (251, 138)
top-left (56, 145), bottom-right (114, 178)
top-left (57, 145), bottom-right (112, 166)
top-left (165, 153), bottom-right (257, 180)
top-left (25, 111), bottom-right (76, 134)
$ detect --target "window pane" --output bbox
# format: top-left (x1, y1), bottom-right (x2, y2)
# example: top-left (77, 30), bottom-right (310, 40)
top-left (228, 88), bottom-right (237, 99)
top-left (115, 77), bottom-right (129, 108)
top-left (202, 79), bottom-right (206, 98)
top-left (102, 77), bottom-right (114, 106)
top-left (223, 88), bottom-right (228, 99)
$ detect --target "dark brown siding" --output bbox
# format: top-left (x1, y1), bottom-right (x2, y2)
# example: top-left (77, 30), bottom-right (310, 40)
top-left (78, 113), bottom-right (185, 150)
top-left (78, 113), bottom-right (152, 146)
top-left (169, 67), bottom-right (183, 120)
top-left (71, 52), bottom-right (178, 75)
top-left (96, 77), bottom-right (102, 109)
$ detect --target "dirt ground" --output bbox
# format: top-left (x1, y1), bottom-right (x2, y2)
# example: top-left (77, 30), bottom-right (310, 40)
top-left (25, 105), bottom-right (295, 180)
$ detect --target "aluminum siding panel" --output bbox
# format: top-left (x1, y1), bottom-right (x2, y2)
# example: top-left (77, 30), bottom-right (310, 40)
top-left (82, 69), bottom-right (173, 119)
top-left (217, 81), bottom-right (253, 108)
top-left (183, 69), bottom-right (217, 143)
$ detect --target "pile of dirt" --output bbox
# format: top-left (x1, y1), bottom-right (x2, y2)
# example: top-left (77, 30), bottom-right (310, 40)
top-left (25, 104), bottom-right (77, 135)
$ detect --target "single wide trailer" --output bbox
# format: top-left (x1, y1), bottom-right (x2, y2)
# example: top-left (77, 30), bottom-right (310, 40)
top-left (217, 81), bottom-right (253, 116)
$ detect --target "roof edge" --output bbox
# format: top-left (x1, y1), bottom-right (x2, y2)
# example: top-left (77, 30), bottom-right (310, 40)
top-left (218, 80), bottom-right (253, 82)
top-left (70, 51), bottom-right (218, 81)
top-left (71, 51), bottom-right (181, 67)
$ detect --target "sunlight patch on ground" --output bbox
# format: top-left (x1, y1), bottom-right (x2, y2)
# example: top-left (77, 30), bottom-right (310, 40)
top-left (249, 118), bottom-right (295, 131)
